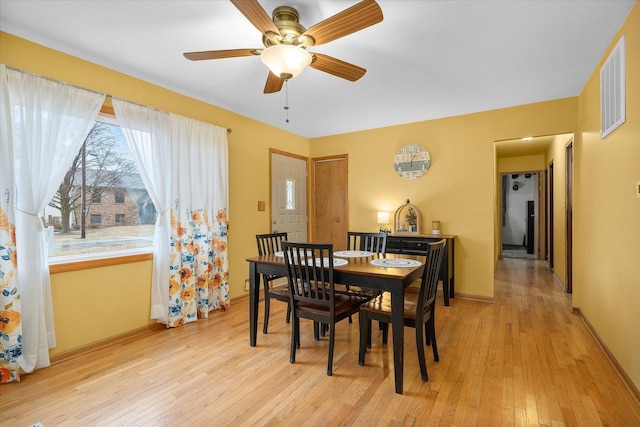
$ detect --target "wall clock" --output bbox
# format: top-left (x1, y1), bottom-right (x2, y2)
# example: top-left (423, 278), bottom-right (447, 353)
top-left (393, 144), bottom-right (431, 179)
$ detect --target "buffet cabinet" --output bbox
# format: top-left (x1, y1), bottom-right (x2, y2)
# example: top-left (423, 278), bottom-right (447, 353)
top-left (386, 234), bottom-right (456, 306)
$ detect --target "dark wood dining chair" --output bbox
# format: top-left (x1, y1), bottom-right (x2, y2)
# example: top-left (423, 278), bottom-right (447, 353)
top-left (358, 239), bottom-right (447, 381)
top-left (347, 231), bottom-right (387, 253)
top-left (256, 232), bottom-right (290, 334)
top-left (282, 241), bottom-right (369, 376)
top-left (343, 231), bottom-right (388, 322)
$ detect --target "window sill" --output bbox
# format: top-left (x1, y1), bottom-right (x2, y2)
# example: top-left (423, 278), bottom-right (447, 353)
top-left (49, 248), bottom-right (154, 273)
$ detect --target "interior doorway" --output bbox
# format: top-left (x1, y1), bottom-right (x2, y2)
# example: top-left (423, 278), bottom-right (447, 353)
top-left (501, 172), bottom-right (539, 260)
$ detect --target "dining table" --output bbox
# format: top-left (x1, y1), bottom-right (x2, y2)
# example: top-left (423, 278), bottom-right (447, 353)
top-left (246, 251), bottom-right (426, 394)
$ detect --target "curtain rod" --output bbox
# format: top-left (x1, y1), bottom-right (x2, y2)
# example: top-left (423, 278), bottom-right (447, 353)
top-left (5, 65), bottom-right (232, 133)
top-left (108, 95), bottom-right (231, 133)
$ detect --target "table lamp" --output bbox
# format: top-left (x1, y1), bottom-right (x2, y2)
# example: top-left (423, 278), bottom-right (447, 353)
top-left (377, 211), bottom-right (390, 233)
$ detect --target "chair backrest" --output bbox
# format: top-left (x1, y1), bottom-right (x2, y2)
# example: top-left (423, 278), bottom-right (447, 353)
top-left (256, 232), bottom-right (288, 256)
top-left (347, 231), bottom-right (387, 253)
top-left (282, 241), bottom-right (335, 310)
top-left (416, 239), bottom-right (447, 318)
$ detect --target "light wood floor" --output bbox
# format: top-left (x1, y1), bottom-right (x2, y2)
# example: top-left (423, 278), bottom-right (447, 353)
top-left (2, 259), bottom-right (639, 426)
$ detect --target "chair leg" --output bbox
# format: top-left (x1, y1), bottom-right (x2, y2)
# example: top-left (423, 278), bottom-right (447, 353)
top-left (263, 286), bottom-right (270, 334)
top-left (429, 321), bottom-right (439, 362)
top-left (290, 315), bottom-right (298, 364)
top-left (285, 302), bottom-right (291, 323)
top-left (381, 322), bottom-right (389, 344)
top-left (313, 322), bottom-right (320, 341)
top-left (416, 322), bottom-right (428, 381)
top-left (358, 311), bottom-right (369, 365)
top-left (327, 323), bottom-right (335, 376)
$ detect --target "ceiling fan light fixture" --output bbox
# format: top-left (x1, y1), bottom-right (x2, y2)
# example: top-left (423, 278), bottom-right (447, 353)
top-left (261, 44), bottom-right (312, 80)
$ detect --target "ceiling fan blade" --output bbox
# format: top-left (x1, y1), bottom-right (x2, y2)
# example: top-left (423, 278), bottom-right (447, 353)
top-left (264, 72), bottom-right (285, 94)
top-left (310, 53), bottom-right (366, 82)
top-left (183, 48), bottom-right (259, 61)
top-left (302, 0), bottom-right (383, 46)
top-left (230, 0), bottom-right (279, 36)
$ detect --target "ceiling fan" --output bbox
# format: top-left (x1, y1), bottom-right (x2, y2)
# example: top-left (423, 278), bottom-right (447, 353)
top-left (183, 0), bottom-right (383, 94)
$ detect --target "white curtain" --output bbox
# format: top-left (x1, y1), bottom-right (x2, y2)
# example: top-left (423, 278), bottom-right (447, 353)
top-left (112, 99), bottom-right (229, 326)
top-left (0, 65), bottom-right (105, 381)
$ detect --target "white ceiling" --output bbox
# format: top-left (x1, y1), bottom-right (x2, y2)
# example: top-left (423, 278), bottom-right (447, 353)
top-left (0, 0), bottom-right (634, 138)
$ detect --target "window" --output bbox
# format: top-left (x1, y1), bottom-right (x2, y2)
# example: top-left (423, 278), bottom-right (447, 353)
top-left (45, 117), bottom-right (156, 258)
top-left (286, 179), bottom-right (295, 210)
top-left (91, 188), bottom-right (102, 204)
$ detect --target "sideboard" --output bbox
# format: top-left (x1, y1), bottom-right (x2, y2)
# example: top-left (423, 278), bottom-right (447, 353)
top-left (386, 233), bottom-right (456, 306)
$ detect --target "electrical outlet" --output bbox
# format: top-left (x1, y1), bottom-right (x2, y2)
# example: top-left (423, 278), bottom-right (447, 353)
top-left (245, 279), bottom-right (250, 291)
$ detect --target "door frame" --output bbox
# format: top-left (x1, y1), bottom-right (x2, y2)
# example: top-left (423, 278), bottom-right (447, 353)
top-left (565, 141), bottom-right (573, 293)
top-left (548, 161), bottom-right (555, 269)
top-left (269, 148), bottom-right (310, 238)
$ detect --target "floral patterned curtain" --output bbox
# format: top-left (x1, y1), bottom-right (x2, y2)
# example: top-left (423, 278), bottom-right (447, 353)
top-left (0, 65), bottom-right (19, 383)
top-left (0, 65), bottom-right (104, 382)
top-left (113, 99), bottom-right (229, 327)
top-left (168, 208), bottom-right (228, 326)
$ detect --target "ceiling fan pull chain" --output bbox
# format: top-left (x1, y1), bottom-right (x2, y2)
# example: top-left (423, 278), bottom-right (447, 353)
top-left (284, 79), bottom-right (290, 123)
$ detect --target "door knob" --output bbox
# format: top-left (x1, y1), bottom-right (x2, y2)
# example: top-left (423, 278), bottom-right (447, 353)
top-left (335, 217), bottom-right (340, 222)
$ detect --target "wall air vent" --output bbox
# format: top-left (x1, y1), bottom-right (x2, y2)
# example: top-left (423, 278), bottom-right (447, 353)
top-left (600, 35), bottom-right (625, 139)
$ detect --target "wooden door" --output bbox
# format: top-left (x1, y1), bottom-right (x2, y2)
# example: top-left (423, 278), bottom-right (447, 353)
top-left (565, 142), bottom-right (573, 293)
top-left (548, 162), bottom-right (555, 269)
top-left (271, 151), bottom-right (308, 242)
top-left (313, 156), bottom-right (348, 250)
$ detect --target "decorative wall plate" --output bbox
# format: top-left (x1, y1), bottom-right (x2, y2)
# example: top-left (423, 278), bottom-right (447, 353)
top-left (393, 144), bottom-right (431, 179)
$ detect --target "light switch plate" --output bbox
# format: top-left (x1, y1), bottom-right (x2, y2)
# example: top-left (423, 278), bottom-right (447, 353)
top-left (258, 200), bottom-right (265, 211)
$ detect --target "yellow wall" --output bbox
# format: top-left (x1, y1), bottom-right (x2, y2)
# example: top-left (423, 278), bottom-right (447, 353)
top-left (498, 155), bottom-right (546, 173)
top-left (310, 101), bottom-right (577, 300)
top-left (50, 261), bottom-right (154, 354)
top-left (574, 3), bottom-right (640, 389)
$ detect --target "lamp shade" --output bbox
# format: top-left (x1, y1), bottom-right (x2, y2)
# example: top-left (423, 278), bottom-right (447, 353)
top-left (377, 211), bottom-right (390, 225)
top-left (261, 45), bottom-right (312, 80)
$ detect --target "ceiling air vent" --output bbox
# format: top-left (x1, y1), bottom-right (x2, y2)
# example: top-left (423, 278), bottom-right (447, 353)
top-left (600, 35), bottom-right (625, 139)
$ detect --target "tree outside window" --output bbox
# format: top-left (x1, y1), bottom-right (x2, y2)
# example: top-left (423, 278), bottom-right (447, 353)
top-left (45, 119), bottom-right (156, 257)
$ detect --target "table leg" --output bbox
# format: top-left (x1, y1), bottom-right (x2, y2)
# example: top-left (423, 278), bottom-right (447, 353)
top-left (390, 287), bottom-right (405, 394)
top-left (443, 278), bottom-right (450, 306)
top-left (450, 239), bottom-right (455, 299)
top-left (249, 262), bottom-right (259, 347)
